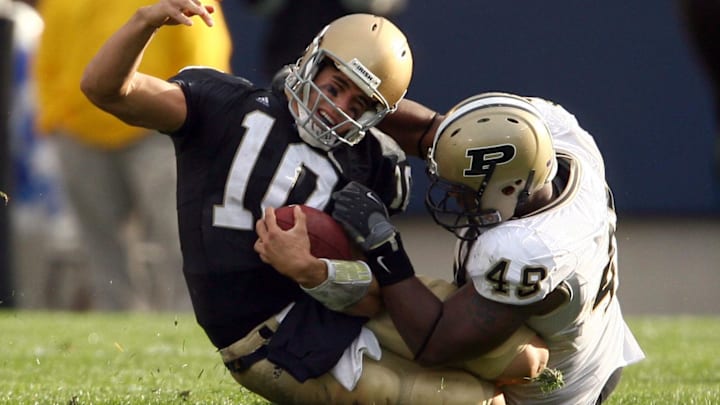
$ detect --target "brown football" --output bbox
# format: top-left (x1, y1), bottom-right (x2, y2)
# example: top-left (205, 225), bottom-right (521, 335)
top-left (274, 205), bottom-right (354, 260)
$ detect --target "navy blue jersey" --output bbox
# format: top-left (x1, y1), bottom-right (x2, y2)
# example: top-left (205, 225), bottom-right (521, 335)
top-left (168, 68), bottom-right (409, 349)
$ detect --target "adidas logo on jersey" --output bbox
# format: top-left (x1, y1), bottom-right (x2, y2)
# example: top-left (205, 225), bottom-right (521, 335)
top-left (256, 96), bottom-right (270, 107)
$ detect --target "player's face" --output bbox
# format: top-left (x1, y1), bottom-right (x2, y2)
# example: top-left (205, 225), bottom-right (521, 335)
top-left (311, 65), bottom-right (375, 135)
top-left (449, 185), bottom-right (481, 212)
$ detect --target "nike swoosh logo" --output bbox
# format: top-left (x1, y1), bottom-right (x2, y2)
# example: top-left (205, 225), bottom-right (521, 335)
top-left (365, 191), bottom-right (384, 206)
top-left (376, 256), bottom-right (392, 274)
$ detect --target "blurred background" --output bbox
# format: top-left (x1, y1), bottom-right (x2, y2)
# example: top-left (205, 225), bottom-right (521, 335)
top-left (225, 0), bottom-right (720, 214)
top-left (1, 0), bottom-right (718, 314)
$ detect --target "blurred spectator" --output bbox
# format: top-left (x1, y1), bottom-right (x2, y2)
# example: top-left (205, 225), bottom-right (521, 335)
top-left (677, 0), bottom-right (720, 179)
top-left (31, 0), bottom-right (232, 311)
top-left (241, 0), bottom-right (408, 81)
top-left (7, 0), bottom-right (85, 310)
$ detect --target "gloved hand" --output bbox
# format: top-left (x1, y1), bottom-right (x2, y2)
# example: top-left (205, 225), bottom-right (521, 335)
top-left (331, 181), bottom-right (397, 251)
top-left (332, 181), bottom-right (414, 286)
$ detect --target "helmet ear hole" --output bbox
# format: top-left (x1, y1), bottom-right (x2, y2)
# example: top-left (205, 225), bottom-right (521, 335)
top-left (502, 186), bottom-right (515, 196)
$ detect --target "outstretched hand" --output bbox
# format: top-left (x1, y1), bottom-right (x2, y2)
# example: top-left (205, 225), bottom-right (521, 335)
top-left (140, 0), bottom-right (216, 28)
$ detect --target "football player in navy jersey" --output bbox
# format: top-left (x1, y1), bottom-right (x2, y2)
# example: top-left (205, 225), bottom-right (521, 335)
top-left (81, 0), bottom-right (549, 403)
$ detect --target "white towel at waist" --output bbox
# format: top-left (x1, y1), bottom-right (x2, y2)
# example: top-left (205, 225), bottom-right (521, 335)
top-left (274, 302), bottom-right (382, 391)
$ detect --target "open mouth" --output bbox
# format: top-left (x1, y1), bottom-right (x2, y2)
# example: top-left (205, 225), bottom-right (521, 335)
top-left (317, 110), bottom-right (335, 127)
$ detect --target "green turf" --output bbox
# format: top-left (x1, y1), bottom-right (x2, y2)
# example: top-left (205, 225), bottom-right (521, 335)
top-left (0, 311), bottom-right (266, 404)
top-left (1, 311), bottom-right (719, 404)
top-left (606, 316), bottom-right (720, 405)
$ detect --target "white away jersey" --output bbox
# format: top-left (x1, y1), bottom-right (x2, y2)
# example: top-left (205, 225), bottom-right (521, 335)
top-left (460, 98), bottom-right (645, 404)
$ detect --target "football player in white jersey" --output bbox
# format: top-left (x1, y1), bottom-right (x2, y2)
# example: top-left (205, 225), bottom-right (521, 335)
top-left (326, 92), bottom-right (646, 404)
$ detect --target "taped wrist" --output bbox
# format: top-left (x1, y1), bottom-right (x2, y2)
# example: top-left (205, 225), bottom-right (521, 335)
top-left (365, 235), bottom-right (415, 286)
top-left (301, 259), bottom-right (372, 312)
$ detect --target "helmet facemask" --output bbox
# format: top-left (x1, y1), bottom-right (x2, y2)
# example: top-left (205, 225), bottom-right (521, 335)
top-left (286, 55), bottom-right (388, 151)
top-left (425, 171), bottom-right (499, 240)
top-left (285, 14), bottom-right (412, 151)
top-left (426, 160), bottom-right (538, 239)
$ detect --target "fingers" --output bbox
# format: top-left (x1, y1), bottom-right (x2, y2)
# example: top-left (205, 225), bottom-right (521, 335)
top-left (254, 207), bottom-right (273, 258)
top-left (254, 205), bottom-right (311, 266)
top-left (264, 206), bottom-right (279, 231)
top-left (254, 207), bottom-right (276, 262)
top-left (197, 5), bottom-right (216, 27)
top-left (291, 205), bottom-right (308, 235)
top-left (254, 215), bottom-right (267, 260)
top-left (162, 0), bottom-right (215, 27)
top-left (344, 181), bottom-right (369, 196)
top-left (186, 0), bottom-right (215, 26)
top-left (255, 208), bottom-right (270, 238)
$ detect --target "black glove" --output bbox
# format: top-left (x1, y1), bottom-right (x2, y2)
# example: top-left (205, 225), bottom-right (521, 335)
top-left (332, 181), bottom-right (414, 286)
top-left (331, 181), bottom-right (396, 250)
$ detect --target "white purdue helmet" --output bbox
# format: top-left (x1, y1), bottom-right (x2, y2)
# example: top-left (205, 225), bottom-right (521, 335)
top-left (426, 92), bottom-right (557, 237)
top-left (285, 14), bottom-right (413, 150)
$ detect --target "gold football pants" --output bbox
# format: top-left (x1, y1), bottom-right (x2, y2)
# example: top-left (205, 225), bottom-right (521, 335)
top-left (220, 277), bottom-right (534, 405)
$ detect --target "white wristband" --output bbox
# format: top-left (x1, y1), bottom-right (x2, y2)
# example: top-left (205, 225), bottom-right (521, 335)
top-left (301, 259), bottom-right (372, 312)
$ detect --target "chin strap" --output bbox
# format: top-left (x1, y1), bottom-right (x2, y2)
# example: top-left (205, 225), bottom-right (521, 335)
top-left (517, 170), bottom-right (536, 205)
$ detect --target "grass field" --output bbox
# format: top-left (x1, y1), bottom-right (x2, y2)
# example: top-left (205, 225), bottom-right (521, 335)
top-left (1, 311), bottom-right (719, 404)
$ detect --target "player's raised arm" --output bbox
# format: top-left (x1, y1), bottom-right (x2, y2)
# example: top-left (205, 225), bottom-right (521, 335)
top-left (377, 98), bottom-right (444, 158)
top-left (80, 0), bottom-right (216, 133)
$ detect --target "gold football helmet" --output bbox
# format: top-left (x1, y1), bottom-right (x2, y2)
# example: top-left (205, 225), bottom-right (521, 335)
top-left (426, 93), bottom-right (557, 236)
top-left (286, 13), bottom-right (413, 150)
